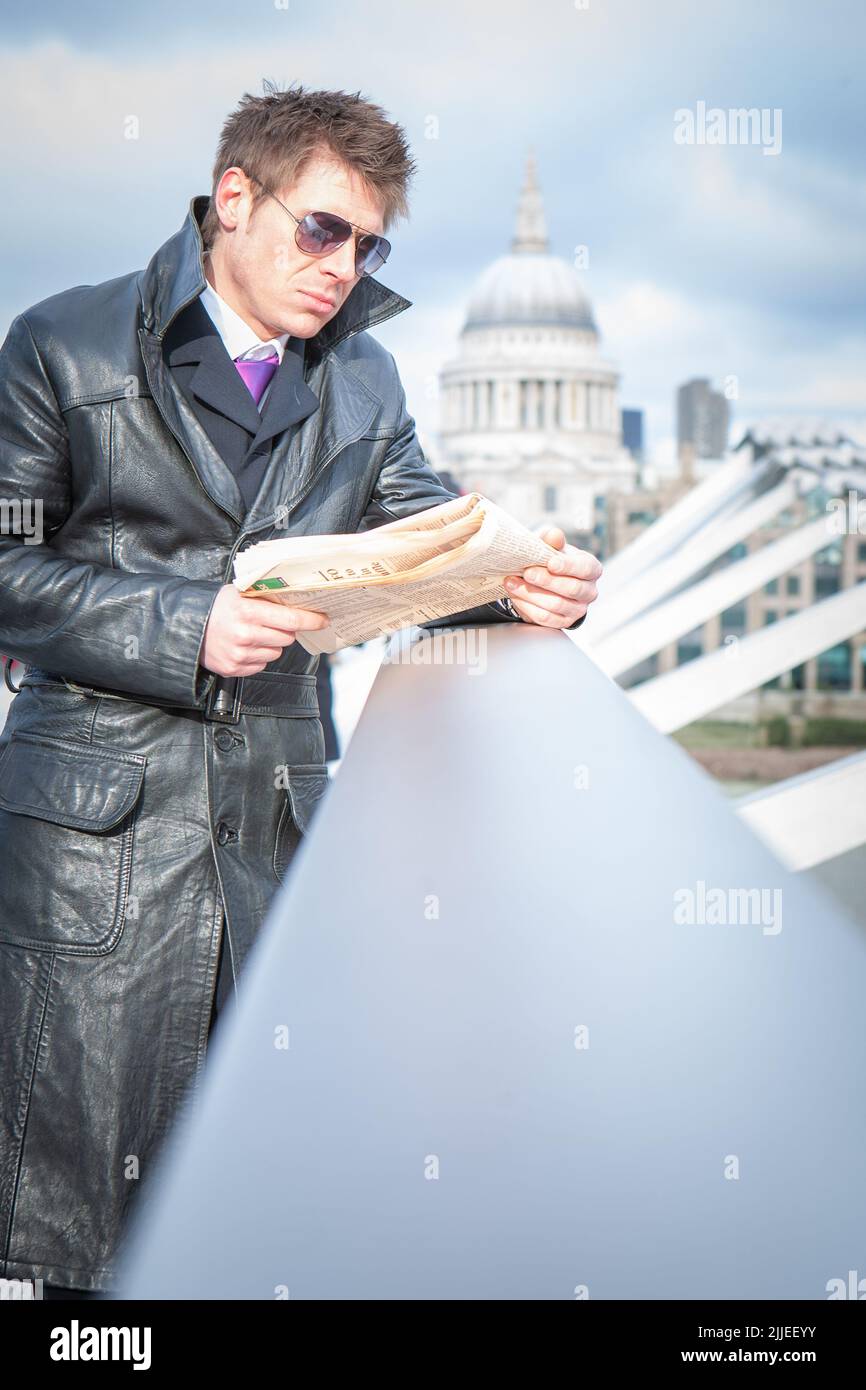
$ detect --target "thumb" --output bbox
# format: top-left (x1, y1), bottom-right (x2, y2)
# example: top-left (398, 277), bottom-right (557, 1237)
top-left (537, 524), bottom-right (565, 550)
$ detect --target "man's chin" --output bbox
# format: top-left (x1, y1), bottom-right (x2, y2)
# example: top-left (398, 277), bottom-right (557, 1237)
top-left (279, 307), bottom-right (339, 339)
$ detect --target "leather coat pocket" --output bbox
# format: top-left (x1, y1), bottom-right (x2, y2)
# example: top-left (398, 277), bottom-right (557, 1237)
top-left (273, 763), bottom-right (330, 884)
top-left (0, 732), bottom-right (146, 954)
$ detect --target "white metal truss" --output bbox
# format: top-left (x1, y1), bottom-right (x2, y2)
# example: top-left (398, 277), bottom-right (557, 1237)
top-left (591, 513), bottom-right (839, 679)
top-left (588, 474), bottom-right (806, 642)
top-left (599, 450), bottom-right (770, 590)
top-left (735, 752), bottom-right (866, 871)
top-left (629, 581), bottom-right (866, 733)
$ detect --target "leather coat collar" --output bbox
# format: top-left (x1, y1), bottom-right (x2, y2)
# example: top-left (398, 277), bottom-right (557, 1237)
top-left (138, 195), bottom-right (413, 364)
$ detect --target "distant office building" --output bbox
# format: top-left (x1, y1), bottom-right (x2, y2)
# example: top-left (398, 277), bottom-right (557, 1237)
top-left (621, 408), bottom-right (644, 461)
top-left (677, 378), bottom-right (729, 460)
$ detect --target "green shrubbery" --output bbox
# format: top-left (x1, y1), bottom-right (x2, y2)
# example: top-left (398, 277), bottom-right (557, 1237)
top-left (801, 718), bottom-right (866, 746)
top-left (674, 720), bottom-right (760, 749)
top-left (677, 715), bottom-right (866, 749)
top-left (762, 715), bottom-right (792, 747)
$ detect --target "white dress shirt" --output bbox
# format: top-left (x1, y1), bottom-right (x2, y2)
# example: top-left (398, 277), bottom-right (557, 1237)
top-left (199, 278), bottom-right (290, 410)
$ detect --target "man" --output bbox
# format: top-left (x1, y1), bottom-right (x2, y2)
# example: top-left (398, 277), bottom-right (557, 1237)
top-left (0, 83), bottom-right (601, 1296)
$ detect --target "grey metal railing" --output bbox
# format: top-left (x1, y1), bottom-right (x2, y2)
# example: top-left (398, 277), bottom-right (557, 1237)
top-left (117, 623), bottom-right (866, 1299)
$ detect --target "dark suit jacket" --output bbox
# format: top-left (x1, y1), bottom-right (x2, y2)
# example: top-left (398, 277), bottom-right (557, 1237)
top-left (163, 295), bottom-right (320, 512)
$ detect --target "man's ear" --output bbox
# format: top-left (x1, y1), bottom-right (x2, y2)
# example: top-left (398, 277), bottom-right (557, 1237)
top-left (213, 166), bottom-right (252, 233)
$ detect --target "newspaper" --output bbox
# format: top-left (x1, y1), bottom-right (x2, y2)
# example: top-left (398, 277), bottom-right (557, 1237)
top-left (232, 491), bottom-right (557, 654)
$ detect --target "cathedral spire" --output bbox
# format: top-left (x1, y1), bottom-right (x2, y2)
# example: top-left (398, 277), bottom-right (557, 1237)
top-left (511, 149), bottom-right (549, 254)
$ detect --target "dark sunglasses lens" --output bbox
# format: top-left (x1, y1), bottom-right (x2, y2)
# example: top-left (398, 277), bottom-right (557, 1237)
top-left (295, 211), bottom-right (391, 275)
top-left (357, 235), bottom-right (390, 276)
top-left (296, 210), bottom-right (352, 255)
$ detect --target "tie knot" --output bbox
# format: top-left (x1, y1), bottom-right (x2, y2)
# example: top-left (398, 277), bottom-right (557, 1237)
top-left (234, 351), bottom-right (280, 407)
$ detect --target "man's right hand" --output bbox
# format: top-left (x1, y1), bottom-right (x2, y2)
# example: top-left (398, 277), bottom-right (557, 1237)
top-left (200, 584), bottom-right (330, 678)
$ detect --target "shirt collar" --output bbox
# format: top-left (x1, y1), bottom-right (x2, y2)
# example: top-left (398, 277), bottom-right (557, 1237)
top-left (198, 275), bottom-right (291, 363)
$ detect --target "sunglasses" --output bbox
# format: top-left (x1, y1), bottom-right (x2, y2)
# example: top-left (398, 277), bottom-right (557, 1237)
top-left (249, 175), bottom-right (391, 277)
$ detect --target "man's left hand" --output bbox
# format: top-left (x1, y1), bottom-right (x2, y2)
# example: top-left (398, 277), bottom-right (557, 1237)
top-left (503, 525), bottom-right (603, 628)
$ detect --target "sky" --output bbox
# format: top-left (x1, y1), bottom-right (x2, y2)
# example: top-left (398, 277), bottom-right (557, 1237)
top-left (1, 0), bottom-right (864, 471)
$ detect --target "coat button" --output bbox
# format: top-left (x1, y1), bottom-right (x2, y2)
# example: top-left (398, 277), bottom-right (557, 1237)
top-left (214, 730), bottom-right (242, 751)
top-left (216, 822), bottom-right (238, 846)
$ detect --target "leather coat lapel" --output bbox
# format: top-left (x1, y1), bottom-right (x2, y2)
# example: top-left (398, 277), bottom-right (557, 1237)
top-left (139, 327), bottom-right (247, 524)
top-left (165, 297), bottom-right (263, 435)
top-left (251, 337), bottom-right (320, 452)
top-left (243, 347), bottom-right (381, 529)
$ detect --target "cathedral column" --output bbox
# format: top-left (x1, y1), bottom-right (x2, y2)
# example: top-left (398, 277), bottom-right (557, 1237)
top-left (476, 380), bottom-right (489, 429)
top-left (525, 380), bottom-right (540, 429)
top-left (543, 380), bottom-right (557, 431)
top-left (573, 381), bottom-right (585, 430)
top-left (562, 381), bottom-right (575, 429)
top-left (450, 385), bottom-right (461, 431)
top-left (462, 382), bottom-right (474, 429)
top-left (496, 379), bottom-right (517, 430)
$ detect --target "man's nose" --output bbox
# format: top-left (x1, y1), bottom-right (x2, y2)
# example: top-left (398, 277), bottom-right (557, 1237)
top-left (324, 236), bottom-right (360, 282)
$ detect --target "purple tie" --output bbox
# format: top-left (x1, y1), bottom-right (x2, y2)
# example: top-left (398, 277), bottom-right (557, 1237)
top-left (234, 350), bottom-right (279, 406)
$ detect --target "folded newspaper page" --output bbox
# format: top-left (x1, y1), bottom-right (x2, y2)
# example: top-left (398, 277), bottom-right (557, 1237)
top-left (232, 492), bottom-right (558, 654)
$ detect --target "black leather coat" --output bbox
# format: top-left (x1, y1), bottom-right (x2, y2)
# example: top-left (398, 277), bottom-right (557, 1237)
top-left (0, 196), bottom-right (520, 1292)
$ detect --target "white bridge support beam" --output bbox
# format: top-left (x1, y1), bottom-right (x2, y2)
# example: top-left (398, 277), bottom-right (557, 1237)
top-left (600, 451), bottom-right (769, 590)
top-left (629, 582), bottom-right (866, 733)
top-left (588, 476), bottom-right (805, 643)
top-left (592, 514), bottom-right (839, 678)
top-left (735, 752), bottom-right (866, 871)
